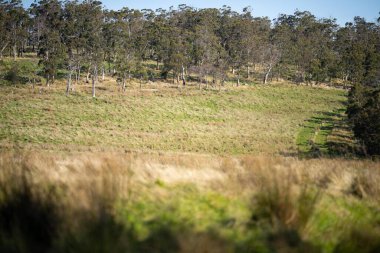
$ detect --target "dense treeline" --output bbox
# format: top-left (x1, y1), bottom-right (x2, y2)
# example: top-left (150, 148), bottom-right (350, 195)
top-left (347, 85), bottom-right (380, 155)
top-left (0, 0), bottom-right (379, 93)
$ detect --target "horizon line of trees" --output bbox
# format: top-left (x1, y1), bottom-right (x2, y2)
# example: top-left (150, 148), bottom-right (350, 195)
top-left (0, 0), bottom-right (379, 97)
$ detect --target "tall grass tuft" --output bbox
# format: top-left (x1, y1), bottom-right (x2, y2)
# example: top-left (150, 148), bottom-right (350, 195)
top-left (0, 153), bottom-right (60, 253)
top-left (249, 164), bottom-right (322, 252)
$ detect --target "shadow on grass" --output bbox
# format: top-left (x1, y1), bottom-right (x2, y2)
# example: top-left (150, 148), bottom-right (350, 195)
top-left (0, 178), bottom-right (181, 253)
top-left (297, 108), bottom-right (362, 159)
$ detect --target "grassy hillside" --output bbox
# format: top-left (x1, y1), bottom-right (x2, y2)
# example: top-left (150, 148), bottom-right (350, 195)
top-left (0, 81), bottom-right (346, 155)
top-left (2, 58), bottom-right (378, 253)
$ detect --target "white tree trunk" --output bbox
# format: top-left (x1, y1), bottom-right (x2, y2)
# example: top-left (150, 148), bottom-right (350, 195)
top-left (92, 66), bottom-right (97, 98)
top-left (263, 64), bottom-right (273, 84)
top-left (0, 42), bottom-right (9, 59)
top-left (122, 77), bottom-right (126, 92)
top-left (66, 70), bottom-right (72, 95)
top-left (181, 64), bottom-right (186, 86)
top-left (46, 74), bottom-right (50, 87)
top-left (13, 44), bottom-right (17, 60)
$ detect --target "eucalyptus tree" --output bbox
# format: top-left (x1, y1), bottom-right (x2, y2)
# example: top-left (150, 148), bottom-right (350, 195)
top-left (0, 0), bottom-right (11, 58)
top-left (161, 25), bottom-right (188, 84)
top-left (0, 0), bottom-right (28, 59)
top-left (160, 5), bottom-right (194, 85)
top-left (113, 8), bottom-right (138, 92)
top-left (272, 11), bottom-right (338, 84)
top-left (80, 0), bottom-right (103, 97)
top-left (62, 0), bottom-right (87, 94)
top-left (335, 17), bottom-right (380, 86)
top-left (262, 43), bottom-right (281, 84)
top-left (309, 18), bottom-right (338, 84)
top-left (217, 6), bottom-right (258, 85)
top-left (102, 9), bottom-right (119, 75)
top-left (143, 8), bottom-right (168, 70)
top-left (191, 8), bottom-right (225, 88)
top-left (33, 0), bottom-right (66, 86)
top-left (248, 17), bottom-right (271, 78)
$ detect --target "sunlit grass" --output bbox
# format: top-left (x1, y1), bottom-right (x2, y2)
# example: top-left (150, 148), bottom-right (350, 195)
top-left (0, 83), bottom-right (346, 155)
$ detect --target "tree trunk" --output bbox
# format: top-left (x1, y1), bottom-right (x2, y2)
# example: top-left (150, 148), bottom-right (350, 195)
top-left (0, 42), bottom-right (9, 59)
top-left (66, 70), bottom-right (72, 95)
top-left (46, 74), bottom-right (50, 87)
top-left (181, 64), bottom-right (186, 86)
top-left (86, 70), bottom-right (90, 83)
top-left (102, 66), bottom-right (105, 81)
top-left (74, 69), bottom-right (78, 86)
top-left (92, 66), bottom-right (97, 98)
top-left (247, 66), bottom-right (250, 79)
top-left (263, 64), bottom-right (273, 84)
top-left (12, 44), bottom-right (17, 60)
top-left (77, 66), bottom-right (81, 84)
top-left (122, 76), bottom-right (126, 92)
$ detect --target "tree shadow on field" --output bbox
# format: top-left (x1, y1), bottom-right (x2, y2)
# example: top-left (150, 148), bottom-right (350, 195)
top-left (0, 179), bottom-right (60, 253)
top-left (297, 108), bottom-right (361, 159)
top-left (0, 179), bottom-right (181, 253)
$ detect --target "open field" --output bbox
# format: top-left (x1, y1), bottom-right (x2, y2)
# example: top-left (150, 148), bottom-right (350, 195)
top-left (0, 81), bottom-right (347, 155)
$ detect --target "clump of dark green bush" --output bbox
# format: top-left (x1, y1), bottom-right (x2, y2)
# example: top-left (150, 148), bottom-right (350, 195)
top-left (0, 60), bottom-right (40, 85)
top-left (347, 84), bottom-right (380, 156)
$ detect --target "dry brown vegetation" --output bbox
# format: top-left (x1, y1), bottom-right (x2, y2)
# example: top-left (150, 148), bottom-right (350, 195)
top-left (1, 151), bottom-right (380, 252)
top-left (2, 150), bottom-right (380, 204)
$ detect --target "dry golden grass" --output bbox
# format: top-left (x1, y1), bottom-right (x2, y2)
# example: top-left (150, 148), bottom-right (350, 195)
top-left (1, 150), bottom-right (379, 202)
top-left (1, 150), bottom-right (379, 252)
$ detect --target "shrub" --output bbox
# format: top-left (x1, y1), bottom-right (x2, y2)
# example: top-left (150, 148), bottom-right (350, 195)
top-left (249, 166), bottom-right (322, 252)
top-left (347, 85), bottom-right (380, 155)
top-left (4, 65), bottom-right (20, 84)
top-left (0, 60), bottom-right (40, 85)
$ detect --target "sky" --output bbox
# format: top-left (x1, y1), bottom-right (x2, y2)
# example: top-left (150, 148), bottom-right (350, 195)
top-left (22, 0), bottom-right (379, 26)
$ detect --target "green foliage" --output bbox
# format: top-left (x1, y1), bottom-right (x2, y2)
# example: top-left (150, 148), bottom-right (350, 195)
top-left (347, 85), bottom-right (380, 155)
top-left (1, 2), bottom-right (380, 88)
top-left (0, 59), bottom-right (39, 85)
